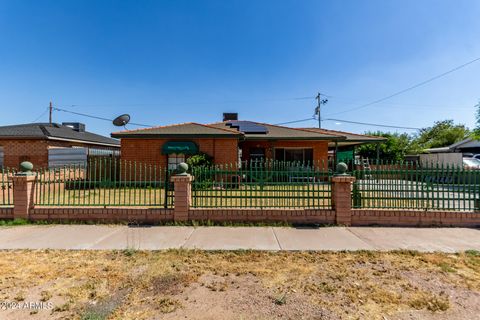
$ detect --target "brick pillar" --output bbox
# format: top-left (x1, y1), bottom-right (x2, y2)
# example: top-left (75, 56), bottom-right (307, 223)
top-left (331, 175), bottom-right (355, 226)
top-left (171, 174), bottom-right (194, 222)
top-left (10, 174), bottom-right (37, 220)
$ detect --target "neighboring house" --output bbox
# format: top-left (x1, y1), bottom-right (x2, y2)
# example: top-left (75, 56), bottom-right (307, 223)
top-left (419, 138), bottom-right (480, 167)
top-left (446, 138), bottom-right (480, 155)
top-left (0, 122), bottom-right (120, 168)
top-left (424, 138), bottom-right (480, 155)
top-left (111, 113), bottom-right (384, 169)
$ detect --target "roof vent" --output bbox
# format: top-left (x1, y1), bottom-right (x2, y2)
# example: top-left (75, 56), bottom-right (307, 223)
top-left (223, 113), bottom-right (238, 121)
top-left (62, 122), bottom-right (85, 132)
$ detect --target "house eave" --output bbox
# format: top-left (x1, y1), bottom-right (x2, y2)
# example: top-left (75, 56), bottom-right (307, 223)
top-left (244, 136), bottom-right (346, 141)
top-left (46, 136), bottom-right (120, 148)
top-left (111, 134), bottom-right (241, 139)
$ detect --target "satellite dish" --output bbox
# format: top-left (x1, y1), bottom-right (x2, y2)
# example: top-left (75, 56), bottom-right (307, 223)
top-left (113, 114), bottom-right (131, 127)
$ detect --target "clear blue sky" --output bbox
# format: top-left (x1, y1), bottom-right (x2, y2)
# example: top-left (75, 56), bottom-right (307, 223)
top-left (0, 0), bottom-right (479, 136)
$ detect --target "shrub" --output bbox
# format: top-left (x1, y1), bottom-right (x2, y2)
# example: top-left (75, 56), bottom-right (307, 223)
top-left (186, 153), bottom-right (213, 169)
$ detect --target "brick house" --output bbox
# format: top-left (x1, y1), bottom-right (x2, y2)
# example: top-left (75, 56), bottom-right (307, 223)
top-left (0, 122), bottom-right (120, 168)
top-left (111, 115), bottom-right (384, 169)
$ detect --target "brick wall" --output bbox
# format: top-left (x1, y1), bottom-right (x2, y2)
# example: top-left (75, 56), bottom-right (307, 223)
top-left (120, 138), bottom-right (239, 167)
top-left (15, 207), bottom-right (480, 227)
top-left (0, 207), bottom-right (13, 219)
top-left (0, 139), bottom-right (119, 169)
top-left (30, 207), bottom-right (173, 223)
top-left (0, 140), bottom-right (50, 168)
top-left (26, 207), bottom-right (336, 224)
top-left (120, 138), bottom-right (329, 167)
top-left (352, 209), bottom-right (480, 227)
top-left (189, 208), bottom-right (336, 224)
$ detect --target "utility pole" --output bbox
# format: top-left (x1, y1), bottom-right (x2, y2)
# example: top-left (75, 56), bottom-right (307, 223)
top-left (315, 93), bottom-right (328, 128)
top-left (49, 101), bottom-right (53, 124)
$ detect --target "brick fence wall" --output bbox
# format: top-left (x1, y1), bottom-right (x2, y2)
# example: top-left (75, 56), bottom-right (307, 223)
top-left (29, 207), bottom-right (173, 223)
top-left (3, 172), bottom-right (480, 227)
top-left (352, 209), bottom-right (480, 227)
top-left (0, 207), bottom-right (13, 220)
top-left (189, 208), bottom-right (336, 224)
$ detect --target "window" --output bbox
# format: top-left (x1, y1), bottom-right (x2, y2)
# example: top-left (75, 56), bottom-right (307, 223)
top-left (274, 148), bottom-right (313, 163)
top-left (168, 153), bottom-right (185, 170)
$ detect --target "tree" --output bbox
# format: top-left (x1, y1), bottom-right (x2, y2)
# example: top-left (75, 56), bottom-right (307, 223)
top-left (356, 120), bottom-right (470, 162)
top-left (411, 120), bottom-right (469, 151)
top-left (356, 131), bottom-right (413, 161)
top-left (474, 101), bottom-right (480, 138)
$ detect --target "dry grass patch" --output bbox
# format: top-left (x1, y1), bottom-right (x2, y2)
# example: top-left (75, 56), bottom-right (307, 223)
top-left (0, 249), bottom-right (479, 319)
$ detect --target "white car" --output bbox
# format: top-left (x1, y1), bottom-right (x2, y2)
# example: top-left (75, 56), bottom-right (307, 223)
top-left (463, 157), bottom-right (480, 169)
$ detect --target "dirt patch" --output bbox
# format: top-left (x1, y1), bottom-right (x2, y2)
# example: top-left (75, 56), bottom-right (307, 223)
top-left (151, 273), bottom-right (197, 296)
top-left (157, 273), bottom-right (335, 320)
top-left (0, 250), bottom-right (479, 319)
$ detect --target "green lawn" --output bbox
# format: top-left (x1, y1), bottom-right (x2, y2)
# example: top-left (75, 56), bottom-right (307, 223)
top-left (31, 183), bottom-right (331, 208)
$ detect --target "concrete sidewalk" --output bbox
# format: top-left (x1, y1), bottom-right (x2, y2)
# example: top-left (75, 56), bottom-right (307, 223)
top-left (0, 225), bottom-right (479, 252)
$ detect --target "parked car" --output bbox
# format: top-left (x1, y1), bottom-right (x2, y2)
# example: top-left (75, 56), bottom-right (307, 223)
top-left (463, 157), bottom-right (480, 169)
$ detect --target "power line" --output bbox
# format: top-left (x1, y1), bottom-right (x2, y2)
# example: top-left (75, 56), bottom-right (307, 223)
top-left (56, 95), bottom-right (318, 109)
top-left (322, 118), bottom-right (421, 130)
top-left (326, 56), bottom-right (480, 116)
top-left (319, 96), bottom-right (477, 110)
top-left (354, 102), bottom-right (475, 110)
top-left (53, 107), bottom-right (153, 127)
top-left (274, 116), bottom-right (420, 130)
top-left (31, 107), bottom-right (50, 122)
top-left (56, 105), bottom-right (421, 130)
top-left (275, 117), bottom-right (315, 125)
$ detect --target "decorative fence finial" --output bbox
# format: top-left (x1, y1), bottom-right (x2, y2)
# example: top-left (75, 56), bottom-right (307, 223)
top-left (176, 162), bottom-right (189, 175)
top-left (335, 162), bottom-right (348, 176)
top-left (18, 161), bottom-right (34, 176)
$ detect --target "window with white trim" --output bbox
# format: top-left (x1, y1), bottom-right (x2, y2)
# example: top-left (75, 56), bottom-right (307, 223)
top-left (168, 153), bottom-right (185, 170)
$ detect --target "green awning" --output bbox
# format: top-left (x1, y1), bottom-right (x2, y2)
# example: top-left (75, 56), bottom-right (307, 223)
top-left (161, 141), bottom-right (198, 155)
